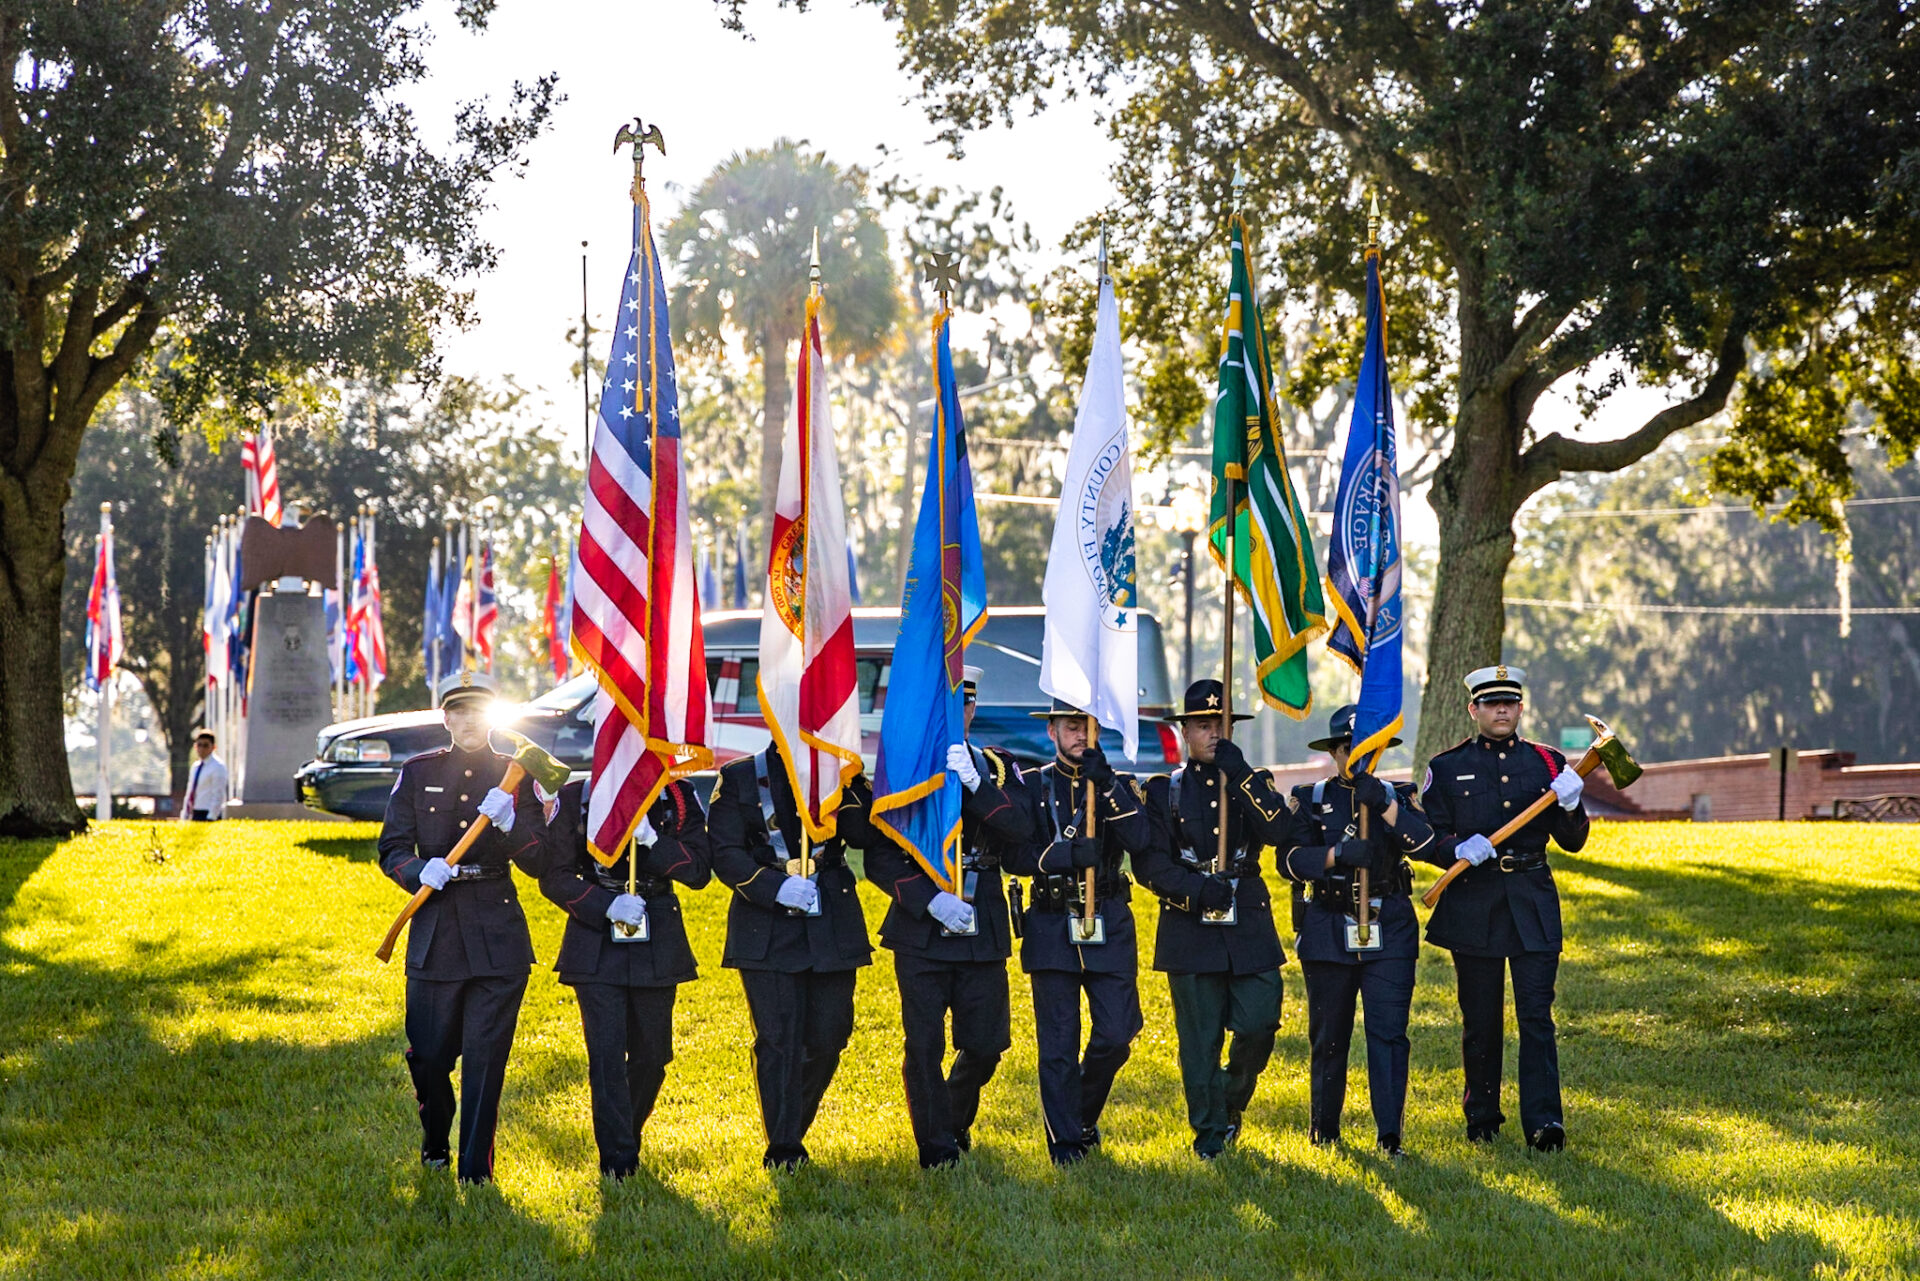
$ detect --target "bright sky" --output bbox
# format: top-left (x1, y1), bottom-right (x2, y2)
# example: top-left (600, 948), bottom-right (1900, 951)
top-left (410, 0), bottom-right (1118, 400)
top-left (409, 0), bottom-right (1684, 541)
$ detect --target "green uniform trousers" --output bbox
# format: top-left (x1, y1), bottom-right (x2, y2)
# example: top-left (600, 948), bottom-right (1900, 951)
top-left (1166, 968), bottom-right (1283, 1156)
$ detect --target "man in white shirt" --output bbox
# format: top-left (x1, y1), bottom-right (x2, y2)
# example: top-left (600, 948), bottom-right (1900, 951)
top-left (181, 730), bottom-right (228, 821)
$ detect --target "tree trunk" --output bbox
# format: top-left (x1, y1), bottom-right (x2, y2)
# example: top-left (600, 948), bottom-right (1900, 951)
top-left (759, 326), bottom-right (793, 545)
top-left (0, 508), bottom-right (86, 836)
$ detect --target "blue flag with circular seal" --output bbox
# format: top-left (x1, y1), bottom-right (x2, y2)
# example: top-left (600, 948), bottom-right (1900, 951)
top-left (1325, 248), bottom-right (1404, 773)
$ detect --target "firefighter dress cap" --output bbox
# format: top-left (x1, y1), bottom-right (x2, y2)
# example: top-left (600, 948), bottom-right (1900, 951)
top-left (1166, 679), bottom-right (1254, 723)
top-left (436, 669), bottom-right (498, 710)
top-left (962, 664), bottom-right (983, 705)
top-left (1464, 664), bottom-right (1525, 703)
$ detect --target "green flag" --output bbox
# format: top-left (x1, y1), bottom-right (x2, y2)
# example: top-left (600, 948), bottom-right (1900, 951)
top-left (1209, 212), bottom-right (1327, 718)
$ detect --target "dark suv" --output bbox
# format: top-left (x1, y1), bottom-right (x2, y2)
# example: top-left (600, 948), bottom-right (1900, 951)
top-left (295, 605), bottom-right (1179, 820)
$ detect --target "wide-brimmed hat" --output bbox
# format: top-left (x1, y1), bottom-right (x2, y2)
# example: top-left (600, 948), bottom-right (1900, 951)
top-left (1030, 697), bottom-right (1094, 720)
top-left (1165, 679), bottom-right (1254, 724)
top-left (1307, 703), bottom-right (1404, 753)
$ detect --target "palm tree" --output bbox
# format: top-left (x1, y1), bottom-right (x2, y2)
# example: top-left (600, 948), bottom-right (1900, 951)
top-left (666, 141), bottom-right (899, 539)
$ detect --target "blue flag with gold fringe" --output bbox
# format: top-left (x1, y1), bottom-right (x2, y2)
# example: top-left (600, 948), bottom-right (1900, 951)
top-left (1326, 246), bottom-right (1404, 773)
top-left (870, 309), bottom-right (987, 892)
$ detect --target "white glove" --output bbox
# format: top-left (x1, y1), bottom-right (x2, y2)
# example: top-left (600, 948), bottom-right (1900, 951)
top-left (928, 891), bottom-right (976, 933)
top-left (776, 876), bottom-right (820, 912)
top-left (1551, 770), bottom-right (1584, 811)
top-left (947, 743), bottom-right (981, 793)
top-left (478, 787), bottom-right (516, 832)
top-left (606, 893), bottom-right (647, 927)
top-left (635, 815), bottom-right (658, 848)
top-left (1456, 834), bottom-right (1496, 867)
top-left (419, 857), bottom-right (453, 891)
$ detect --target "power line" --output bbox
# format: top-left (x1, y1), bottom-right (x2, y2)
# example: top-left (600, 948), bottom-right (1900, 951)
top-left (1534, 494), bottom-right (1920, 519)
top-left (1501, 596), bottom-right (1920, 617)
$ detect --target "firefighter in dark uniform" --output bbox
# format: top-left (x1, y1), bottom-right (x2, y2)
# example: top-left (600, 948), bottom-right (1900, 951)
top-left (1422, 664), bottom-right (1589, 1151)
top-left (377, 671), bottom-right (551, 1183)
top-left (1136, 679), bottom-right (1296, 1160)
top-left (538, 774), bottom-right (710, 1178)
top-left (1282, 704), bottom-right (1443, 1156)
top-left (864, 665), bottom-right (1032, 1168)
top-left (1004, 699), bottom-right (1158, 1166)
top-left (708, 738), bottom-right (884, 1170)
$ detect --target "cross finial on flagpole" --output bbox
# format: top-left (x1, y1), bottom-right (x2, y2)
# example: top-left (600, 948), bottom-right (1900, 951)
top-left (923, 251), bottom-right (960, 304)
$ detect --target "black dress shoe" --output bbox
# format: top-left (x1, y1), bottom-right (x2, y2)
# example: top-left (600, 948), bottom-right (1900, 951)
top-left (1081, 1126), bottom-right (1101, 1148)
top-left (1527, 1123), bottom-right (1566, 1152)
top-left (1224, 1112), bottom-right (1243, 1147)
top-left (1309, 1128), bottom-right (1339, 1147)
top-left (1377, 1133), bottom-right (1404, 1157)
top-left (1466, 1124), bottom-right (1500, 1144)
top-left (420, 1154), bottom-right (450, 1170)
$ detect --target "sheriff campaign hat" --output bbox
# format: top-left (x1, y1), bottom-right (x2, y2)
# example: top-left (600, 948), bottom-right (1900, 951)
top-left (1307, 703), bottom-right (1404, 753)
top-left (1030, 697), bottom-right (1093, 720)
top-left (436, 668), bottom-right (498, 710)
top-left (1165, 679), bottom-right (1254, 723)
top-left (1464, 664), bottom-right (1525, 703)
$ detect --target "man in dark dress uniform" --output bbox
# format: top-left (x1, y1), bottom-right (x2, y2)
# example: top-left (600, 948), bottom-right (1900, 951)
top-left (1422, 664), bottom-right (1589, 1151)
top-left (864, 665), bottom-right (1033, 1169)
top-left (1136, 679), bottom-right (1295, 1159)
top-left (1282, 704), bottom-right (1444, 1155)
top-left (377, 671), bottom-right (550, 1183)
top-left (708, 738), bottom-right (883, 1170)
top-left (538, 774), bottom-right (710, 1178)
top-left (1004, 699), bottom-right (1158, 1166)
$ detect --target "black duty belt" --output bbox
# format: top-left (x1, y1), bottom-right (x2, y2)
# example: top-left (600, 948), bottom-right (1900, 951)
top-left (1029, 871), bottom-right (1128, 911)
top-left (1496, 850), bottom-right (1548, 873)
top-left (447, 864), bottom-right (507, 883)
top-left (591, 869), bottom-right (672, 896)
top-left (1309, 859), bottom-right (1413, 909)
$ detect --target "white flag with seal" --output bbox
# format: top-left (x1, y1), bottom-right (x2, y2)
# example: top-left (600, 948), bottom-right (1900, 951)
top-left (1041, 271), bottom-right (1139, 760)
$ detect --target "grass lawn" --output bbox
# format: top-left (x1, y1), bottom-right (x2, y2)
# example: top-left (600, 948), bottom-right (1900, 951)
top-left (1, 819), bottom-right (1916, 1279)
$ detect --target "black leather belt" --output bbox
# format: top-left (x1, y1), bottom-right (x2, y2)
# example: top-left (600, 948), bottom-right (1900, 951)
top-left (1029, 871), bottom-right (1128, 910)
top-left (591, 870), bottom-right (672, 896)
top-left (1497, 851), bottom-right (1548, 873)
top-left (448, 864), bottom-right (507, 882)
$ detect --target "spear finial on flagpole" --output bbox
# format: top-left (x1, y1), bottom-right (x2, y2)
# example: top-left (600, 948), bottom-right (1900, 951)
top-left (1367, 192), bottom-right (1381, 253)
top-left (1098, 225), bottom-right (1109, 286)
top-left (1231, 160), bottom-right (1247, 204)
top-left (809, 226), bottom-right (822, 297)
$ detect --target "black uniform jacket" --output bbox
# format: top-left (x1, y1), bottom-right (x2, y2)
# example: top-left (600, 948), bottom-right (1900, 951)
top-left (378, 743), bottom-right (551, 980)
top-left (1003, 759), bottom-right (1157, 976)
top-left (1136, 758), bottom-right (1293, 976)
top-left (538, 777), bottom-right (712, 987)
top-left (1283, 777), bottom-right (1442, 965)
top-left (864, 744), bottom-right (1032, 963)
top-left (708, 743), bottom-right (879, 973)
top-left (1420, 734), bottom-right (1591, 957)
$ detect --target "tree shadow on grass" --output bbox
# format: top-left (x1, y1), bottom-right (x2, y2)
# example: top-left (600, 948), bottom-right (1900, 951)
top-left (0, 937), bottom-right (571, 1280)
top-left (293, 833), bottom-right (381, 864)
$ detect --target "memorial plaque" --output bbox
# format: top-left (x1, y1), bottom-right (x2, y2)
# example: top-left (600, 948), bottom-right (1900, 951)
top-left (242, 591), bottom-right (335, 803)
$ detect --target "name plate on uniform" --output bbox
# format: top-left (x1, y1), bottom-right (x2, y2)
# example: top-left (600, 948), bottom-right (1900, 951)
top-left (1068, 913), bottom-right (1106, 946)
top-left (611, 911), bottom-right (650, 943)
top-left (1343, 901), bottom-right (1384, 953)
top-left (942, 871), bottom-right (981, 937)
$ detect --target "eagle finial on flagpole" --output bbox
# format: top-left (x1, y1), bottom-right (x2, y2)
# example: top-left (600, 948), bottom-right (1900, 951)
top-left (614, 117), bottom-right (667, 203)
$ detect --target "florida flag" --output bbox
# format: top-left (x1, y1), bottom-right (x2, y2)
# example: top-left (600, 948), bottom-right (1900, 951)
top-left (759, 290), bottom-right (862, 840)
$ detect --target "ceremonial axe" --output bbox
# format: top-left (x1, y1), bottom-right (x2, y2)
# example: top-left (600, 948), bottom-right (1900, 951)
top-left (1421, 714), bottom-right (1642, 909)
top-left (375, 736), bottom-right (573, 963)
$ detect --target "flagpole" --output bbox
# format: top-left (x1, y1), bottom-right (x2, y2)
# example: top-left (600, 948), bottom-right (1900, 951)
top-left (581, 239), bottom-right (592, 462)
top-left (1216, 171), bottom-right (1248, 876)
top-left (95, 503), bottom-right (114, 823)
top-left (1354, 194), bottom-right (1382, 947)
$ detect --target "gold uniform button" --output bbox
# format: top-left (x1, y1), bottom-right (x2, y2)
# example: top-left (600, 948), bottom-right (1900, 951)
top-left (1501, 776), bottom-right (1509, 783)
top-left (1503, 801), bottom-right (1512, 809)
top-left (460, 794), bottom-right (469, 802)
top-left (459, 820), bottom-right (469, 829)
top-left (1499, 752), bottom-right (1507, 760)
top-left (464, 769), bottom-right (474, 778)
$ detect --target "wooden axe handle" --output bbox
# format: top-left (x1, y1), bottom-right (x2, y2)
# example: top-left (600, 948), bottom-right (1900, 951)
top-left (375, 761), bottom-right (527, 964)
top-left (1419, 745), bottom-right (1601, 910)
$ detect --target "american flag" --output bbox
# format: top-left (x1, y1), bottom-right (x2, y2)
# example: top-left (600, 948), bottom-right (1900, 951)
top-left (569, 190), bottom-right (713, 866)
top-left (349, 518), bottom-right (387, 689)
top-left (84, 508), bottom-right (122, 691)
top-left (240, 429), bottom-right (283, 526)
top-left (474, 536), bottom-right (498, 667)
